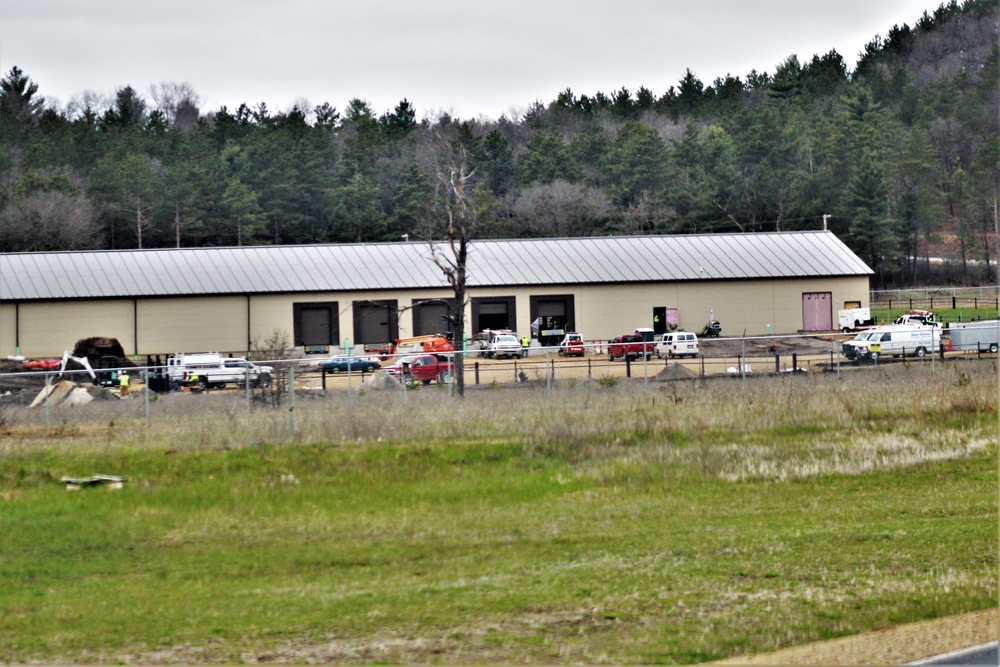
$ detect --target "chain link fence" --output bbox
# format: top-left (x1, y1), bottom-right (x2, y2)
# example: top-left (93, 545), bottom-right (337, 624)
top-left (3, 331), bottom-right (997, 435)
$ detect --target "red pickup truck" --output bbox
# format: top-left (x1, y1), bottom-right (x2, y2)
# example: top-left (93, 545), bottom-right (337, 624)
top-left (384, 354), bottom-right (454, 385)
top-left (607, 333), bottom-right (651, 361)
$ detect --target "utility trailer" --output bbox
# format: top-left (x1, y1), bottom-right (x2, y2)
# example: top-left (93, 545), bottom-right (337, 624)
top-left (947, 319), bottom-right (1000, 353)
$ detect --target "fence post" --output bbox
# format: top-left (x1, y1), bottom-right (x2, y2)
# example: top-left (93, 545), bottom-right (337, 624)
top-left (792, 353), bottom-right (798, 372)
top-left (321, 367), bottom-right (326, 392)
top-left (643, 349), bottom-right (649, 394)
top-left (588, 358), bottom-right (592, 379)
top-left (625, 355), bottom-right (631, 378)
top-left (289, 365), bottom-right (296, 436)
top-left (246, 365), bottom-right (252, 413)
top-left (701, 355), bottom-right (705, 378)
top-left (44, 372), bottom-right (50, 427)
top-left (474, 362), bottom-right (479, 385)
top-left (775, 354), bottom-right (780, 373)
top-left (545, 348), bottom-right (551, 397)
top-left (144, 369), bottom-right (150, 426)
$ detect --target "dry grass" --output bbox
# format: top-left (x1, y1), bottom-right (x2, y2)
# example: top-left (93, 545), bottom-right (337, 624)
top-left (0, 361), bottom-right (996, 664)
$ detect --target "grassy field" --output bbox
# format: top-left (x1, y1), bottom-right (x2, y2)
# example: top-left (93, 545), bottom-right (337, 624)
top-left (871, 306), bottom-right (999, 325)
top-left (1, 363), bottom-right (997, 664)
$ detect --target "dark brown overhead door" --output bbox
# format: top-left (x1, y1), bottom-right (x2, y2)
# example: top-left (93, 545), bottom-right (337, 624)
top-left (472, 297), bottom-right (516, 333)
top-left (412, 299), bottom-right (457, 336)
top-left (529, 295), bottom-right (575, 345)
top-left (293, 302), bottom-right (339, 347)
top-left (353, 300), bottom-right (399, 347)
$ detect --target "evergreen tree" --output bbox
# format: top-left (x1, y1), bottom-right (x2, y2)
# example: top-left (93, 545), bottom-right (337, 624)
top-left (844, 151), bottom-right (899, 282)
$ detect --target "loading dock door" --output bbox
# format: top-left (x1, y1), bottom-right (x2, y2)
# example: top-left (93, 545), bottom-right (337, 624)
top-left (802, 292), bottom-right (832, 331)
top-left (529, 295), bottom-right (575, 346)
top-left (353, 300), bottom-right (399, 347)
top-left (293, 302), bottom-right (339, 348)
top-left (472, 297), bottom-right (516, 333)
top-left (412, 299), bottom-right (457, 337)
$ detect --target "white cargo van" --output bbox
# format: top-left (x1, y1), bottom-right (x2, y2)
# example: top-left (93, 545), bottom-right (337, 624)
top-left (655, 331), bottom-right (699, 358)
top-left (167, 352), bottom-right (273, 388)
top-left (841, 325), bottom-right (940, 362)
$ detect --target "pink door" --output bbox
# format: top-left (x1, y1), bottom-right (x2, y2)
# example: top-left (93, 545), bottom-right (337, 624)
top-left (802, 292), bottom-right (832, 331)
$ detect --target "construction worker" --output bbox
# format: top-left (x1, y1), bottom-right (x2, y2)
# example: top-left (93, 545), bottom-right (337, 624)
top-left (189, 372), bottom-right (200, 392)
top-left (119, 370), bottom-right (129, 397)
top-left (521, 335), bottom-right (530, 358)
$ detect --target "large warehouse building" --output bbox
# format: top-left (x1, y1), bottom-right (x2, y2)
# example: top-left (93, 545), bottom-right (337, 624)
top-left (0, 231), bottom-right (872, 358)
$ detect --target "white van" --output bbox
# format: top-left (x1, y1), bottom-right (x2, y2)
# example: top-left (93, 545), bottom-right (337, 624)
top-left (841, 325), bottom-right (940, 362)
top-left (655, 331), bottom-right (699, 358)
top-left (167, 352), bottom-right (273, 388)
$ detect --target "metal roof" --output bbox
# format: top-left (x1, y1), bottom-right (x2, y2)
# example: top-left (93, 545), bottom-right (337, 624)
top-left (0, 231), bottom-right (872, 301)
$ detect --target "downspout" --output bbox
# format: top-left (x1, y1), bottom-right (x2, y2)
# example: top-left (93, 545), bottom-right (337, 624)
top-left (133, 298), bottom-right (139, 360)
top-left (15, 302), bottom-right (20, 356)
top-left (246, 294), bottom-right (252, 357)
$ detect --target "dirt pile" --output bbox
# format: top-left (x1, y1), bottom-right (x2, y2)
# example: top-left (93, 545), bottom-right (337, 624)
top-left (656, 363), bottom-right (699, 381)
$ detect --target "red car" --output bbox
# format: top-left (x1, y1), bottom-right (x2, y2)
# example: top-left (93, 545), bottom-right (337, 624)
top-left (384, 354), bottom-right (455, 385)
top-left (558, 332), bottom-right (586, 357)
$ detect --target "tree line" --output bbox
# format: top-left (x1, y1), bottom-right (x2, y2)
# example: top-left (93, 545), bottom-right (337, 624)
top-left (0, 0), bottom-right (997, 287)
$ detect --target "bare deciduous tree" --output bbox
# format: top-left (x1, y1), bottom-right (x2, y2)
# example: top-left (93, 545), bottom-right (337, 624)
top-left (0, 190), bottom-right (98, 252)
top-left (510, 180), bottom-right (611, 237)
top-left (148, 81), bottom-right (201, 130)
top-left (427, 134), bottom-right (477, 397)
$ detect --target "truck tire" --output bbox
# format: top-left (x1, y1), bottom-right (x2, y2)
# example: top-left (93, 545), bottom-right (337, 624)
top-left (842, 327), bottom-right (851, 333)
top-left (868, 351), bottom-right (880, 363)
top-left (608, 351), bottom-right (614, 361)
top-left (256, 373), bottom-right (272, 388)
top-left (990, 343), bottom-right (999, 353)
top-left (915, 346), bottom-right (927, 358)
top-left (402, 375), bottom-right (414, 386)
top-left (438, 370), bottom-right (452, 384)
top-left (330, 366), bottom-right (341, 374)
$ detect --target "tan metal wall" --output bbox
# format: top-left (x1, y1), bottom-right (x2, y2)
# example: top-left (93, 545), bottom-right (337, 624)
top-left (1, 302), bottom-right (17, 356)
top-left (4, 300), bottom-right (135, 358)
top-left (0, 276), bottom-right (869, 357)
top-left (137, 297), bottom-right (248, 354)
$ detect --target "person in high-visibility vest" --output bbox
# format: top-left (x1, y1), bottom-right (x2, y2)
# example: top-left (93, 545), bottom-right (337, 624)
top-left (520, 335), bottom-right (530, 358)
top-left (119, 371), bottom-right (129, 397)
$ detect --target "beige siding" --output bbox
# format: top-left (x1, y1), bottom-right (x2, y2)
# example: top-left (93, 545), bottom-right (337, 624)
top-left (2, 276), bottom-right (870, 357)
top-left (137, 297), bottom-right (248, 355)
top-left (0, 302), bottom-right (17, 356)
top-left (12, 300), bottom-right (135, 358)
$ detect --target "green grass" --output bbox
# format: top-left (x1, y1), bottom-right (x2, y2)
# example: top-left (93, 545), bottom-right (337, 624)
top-left (0, 364), bottom-right (997, 663)
top-left (871, 307), bottom-right (999, 325)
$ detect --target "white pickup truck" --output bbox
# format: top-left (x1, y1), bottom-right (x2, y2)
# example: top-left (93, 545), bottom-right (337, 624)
top-left (167, 353), bottom-right (273, 388)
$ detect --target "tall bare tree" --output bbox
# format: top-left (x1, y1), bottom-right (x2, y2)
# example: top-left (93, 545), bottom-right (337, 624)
top-left (427, 134), bottom-right (476, 397)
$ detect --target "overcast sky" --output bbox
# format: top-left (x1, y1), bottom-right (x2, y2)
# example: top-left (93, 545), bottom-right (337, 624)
top-left (1, 0), bottom-right (936, 121)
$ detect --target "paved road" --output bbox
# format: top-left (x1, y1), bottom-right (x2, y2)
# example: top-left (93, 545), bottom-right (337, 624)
top-left (905, 640), bottom-right (999, 666)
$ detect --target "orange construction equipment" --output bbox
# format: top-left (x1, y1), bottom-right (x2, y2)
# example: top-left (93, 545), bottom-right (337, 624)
top-left (387, 334), bottom-right (454, 356)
